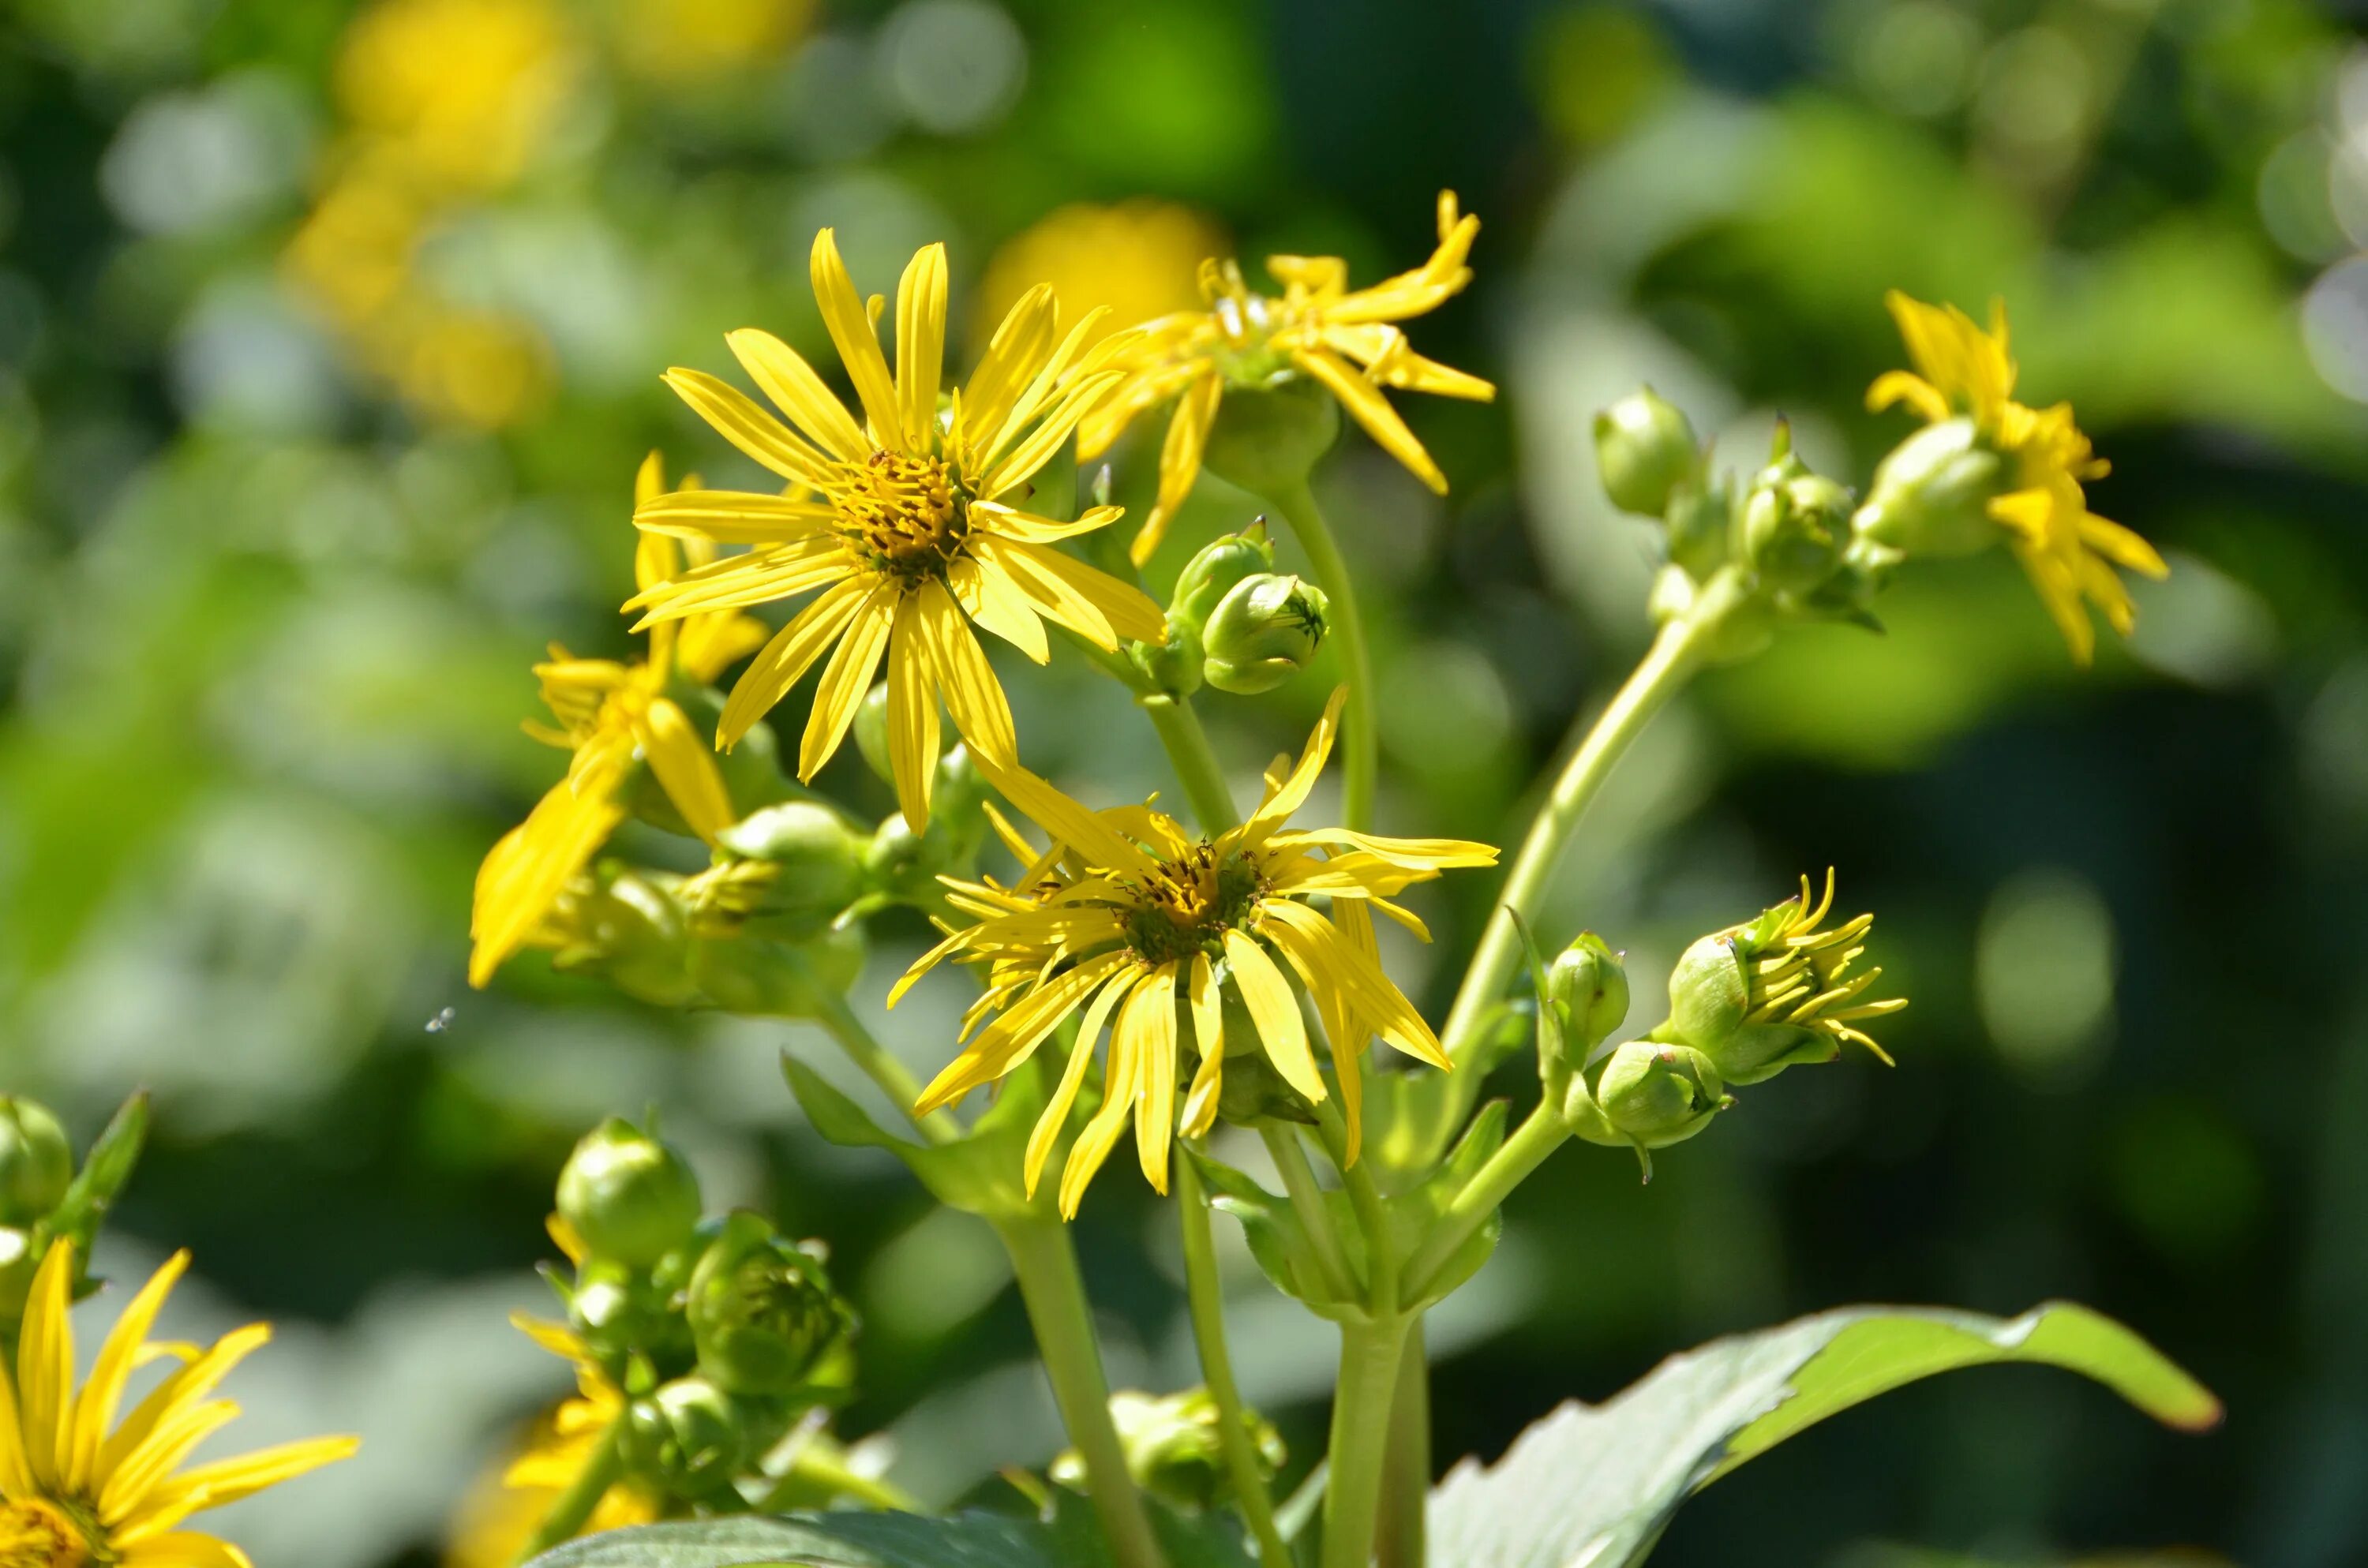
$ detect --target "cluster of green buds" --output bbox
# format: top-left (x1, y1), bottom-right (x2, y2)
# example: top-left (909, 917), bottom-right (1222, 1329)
top-left (1593, 389), bottom-right (1881, 639)
top-left (1050, 1388), bottom-right (1285, 1513)
top-left (1527, 873), bottom-right (1905, 1177)
top-left (547, 1117), bottom-right (857, 1508)
top-left (1130, 521), bottom-right (1332, 698)
top-left (0, 1094), bottom-right (147, 1349)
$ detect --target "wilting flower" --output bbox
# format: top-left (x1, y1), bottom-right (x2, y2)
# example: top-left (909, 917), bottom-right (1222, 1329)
top-left (0, 1241), bottom-right (355, 1568)
top-left (1864, 292), bottom-right (2168, 662)
top-left (891, 688), bottom-right (1497, 1216)
top-left (627, 230), bottom-right (1167, 832)
top-left (469, 454), bottom-right (767, 987)
top-left (1076, 193), bottom-right (1495, 564)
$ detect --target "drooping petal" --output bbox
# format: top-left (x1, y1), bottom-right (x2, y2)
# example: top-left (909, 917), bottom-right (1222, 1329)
top-left (916, 950), bottom-right (1135, 1114)
top-left (715, 574), bottom-right (876, 750)
top-left (886, 591), bottom-right (940, 833)
top-left (913, 578), bottom-right (1017, 768)
top-left (1025, 965), bottom-right (1141, 1196)
top-left (1223, 930), bottom-right (1324, 1102)
top-left (1258, 899), bottom-right (1450, 1069)
top-left (639, 698), bottom-right (735, 843)
top-left (1293, 346), bottom-right (1446, 492)
top-left (1128, 962), bottom-right (1179, 1192)
top-left (1180, 951), bottom-right (1226, 1138)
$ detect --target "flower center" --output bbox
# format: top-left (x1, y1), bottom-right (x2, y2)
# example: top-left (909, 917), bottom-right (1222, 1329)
top-left (1122, 844), bottom-right (1265, 967)
top-left (845, 452), bottom-right (965, 578)
top-left (0, 1500), bottom-right (90, 1568)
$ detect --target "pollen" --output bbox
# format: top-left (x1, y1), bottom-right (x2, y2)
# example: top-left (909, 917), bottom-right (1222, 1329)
top-left (0, 1500), bottom-right (88, 1568)
top-left (1122, 843), bottom-right (1265, 967)
top-left (845, 451), bottom-right (965, 577)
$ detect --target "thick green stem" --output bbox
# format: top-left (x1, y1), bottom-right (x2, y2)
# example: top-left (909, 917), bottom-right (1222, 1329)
top-left (1141, 694), bottom-right (1241, 833)
top-left (994, 1217), bottom-right (1167, 1568)
top-left (1270, 478), bottom-right (1376, 832)
top-left (811, 987), bottom-right (961, 1146)
top-left (1260, 1125), bottom-right (1357, 1300)
top-left (1438, 570), bottom-right (1748, 1070)
top-left (1176, 1158), bottom-right (1293, 1566)
top-left (1321, 1315), bottom-right (1412, 1568)
top-left (516, 1416), bottom-right (623, 1564)
top-left (1376, 1324), bottom-right (1429, 1568)
top-left (1401, 1100), bottom-right (1570, 1301)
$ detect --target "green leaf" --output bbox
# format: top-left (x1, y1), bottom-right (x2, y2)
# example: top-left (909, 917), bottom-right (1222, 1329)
top-left (1186, 1146), bottom-right (1361, 1319)
top-left (1427, 1301), bottom-right (2220, 1568)
top-left (780, 1053), bottom-right (1039, 1219)
top-left (39, 1092), bottom-right (149, 1293)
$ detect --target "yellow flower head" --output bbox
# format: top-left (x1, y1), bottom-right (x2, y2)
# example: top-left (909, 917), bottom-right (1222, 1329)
top-left (333, 0), bottom-right (575, 196)
top-left (974, 201), bottom-right (1226, 357)
top-left (1075, 193), bottom-right (1497, 565)
top-left (626, 230), bottom-right (1168, 833)
top-left (469, 453), bottom-right (768, 988)
top-left (890, 689), bottom-right (1498, 1217)
top-left (0, 1241), bottom-right (355, 1568)
top-left (1727, 870), bottom-right (1906, 1065)
top-left (1868, 292), bottom-right (2168, 663)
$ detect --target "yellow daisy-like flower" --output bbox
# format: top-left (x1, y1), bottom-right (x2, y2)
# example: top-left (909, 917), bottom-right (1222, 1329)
top-left (1868, 291), bottom-right (2168, 663)
top-left (0, 1241), bottom-right (356, 1568)
top-left (1727, 870), bottom-right (1907, 1068)
top-left (1075, 193), bottom-right (1496, 565)
top-left (627, 230), bottom-right (1168, 833)
top-left (891, 688), bottom-right (1498, 1217)
top-left (469, 452), bottom-right (767, 987)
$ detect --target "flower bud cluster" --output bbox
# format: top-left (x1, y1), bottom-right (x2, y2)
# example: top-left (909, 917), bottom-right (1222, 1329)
top-left (1130, 522), bottom-right (1332, 698)
top-left (1051, 1387), bottom-right (1285, 1512)
top-left (546, 1119), bottom-right (857, 1510)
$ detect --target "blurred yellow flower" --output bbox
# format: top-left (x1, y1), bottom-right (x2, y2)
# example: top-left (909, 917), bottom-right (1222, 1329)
top-left (334, 0), bottom-right (577, 195)
top-left (975, 201), bottom-right (1225, 357)
top-left (0, 1241), bottom-right (355, 1568)
top-left (609, 0), bottom-right (812, 82)
top-left (470, 454), bottom-right (767, 988)
top-left (893, 688), bottom-right (1497, 1216)
top-left (1869, 292), bottom-right (2168, 662)
top-left (1076, 193), bottom-right (1496, 564)
top-left (628, 230), bottom-right (1167, 833)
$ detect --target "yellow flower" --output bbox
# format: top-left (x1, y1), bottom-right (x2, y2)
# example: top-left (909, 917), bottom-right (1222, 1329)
top-left (332, 0), bottom-right (576, 196)
top-left (626, 230), bottom-right (1168, 833)
top-left (891, 688), bottom-right (1497, 1217)
top-left (1075, 193), bottom-right (1496, 565)
top-left (1868, 291), bottom-right (2168, 663)
top-left (469, 453), bottom-right (767, 988)
top-left (974, 201), bottom-right (1226, 357)
top-left (0, 1241), bottom-right (355, 1568)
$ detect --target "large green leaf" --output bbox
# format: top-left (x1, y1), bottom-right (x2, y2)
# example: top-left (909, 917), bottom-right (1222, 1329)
top-left (1428, 1301), bottom-right (2219, 1568)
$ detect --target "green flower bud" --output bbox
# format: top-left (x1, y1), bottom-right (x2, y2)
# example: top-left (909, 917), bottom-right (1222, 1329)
top-left (557, 1117), bottom-right (703, 1269)
top-left (1594, 387), bottom-right (1701, 518)
top-left (1130, 613), bottom-right (1204, 697)
top-left (1201, 376), bottom-right (1342, 500)
top-left (687, 1211), bottom-right (854, 1398)
top-left (1052, 1389), bottom-right (1285, 1510)
top-left (1169, 525), bottom-right (1278, 634)
top-left (1851, 416), bottom-right (2008, 559)
top-left (0, 1098), bottom-right (72, 1228)
top-left (1742, 440), bottom-right (1853, 595)
top-left (688, 923), bottom-right (865, 1019)
top-left (543, 867), bottom-right (704, 1009)
top-left (1546, 934), bottom-right (1628, 1060)
top-left (1661, 475), bottom-right (1733, 581)
top-left (622, 1375), bottom-right (752, 1499)
top-left (1201, 574), bottom-right (1330, 695)
top-left (714, 802), bottom-right (867, 937)
top-left (852, 683), bottom-right (896, 787)
top-left (1592, 1039), bottom-right (1725, 1147)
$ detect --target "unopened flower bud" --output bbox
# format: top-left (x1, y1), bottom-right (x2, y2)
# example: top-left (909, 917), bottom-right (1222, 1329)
top-left (543, 867), bottom-right (703, 1009)
top-left (1594, 387), bottom-right (1700, 518)
top-left (687, 1211), bottom-right (854, 1398)
top-left (623, 1375), bottom-right (752, 1499)
top-left (0, 1098), bottom-right (72, 1228)
top-left (1201, 574), bottom-right (1329, 695)
top-left (688, 924), bottom-right (865, 1020)
top-left (1170, 525), bottom-right (1279, 634)
top-left (1201, 376), bottom-right (1342, 500)
top-left (1592, 1039), bottom-right (1725, 1147)
top-left (1661, 476), bottom-right (1733, 581)
top-left (1546, 934), bottom-right (1628, 1060)
top-left (1743, 441), bottom-right (1853, 595)
top-left (1130, 613), bottom-right (1204, 697)
top-left (714, 802), bottom-right (867, 936)
top-left (852, 683), bottom-right (897, 787)
top-left (1052, 1389), bottom-right (1285, 1510)
top-left (557, 1117), bottom-right (703, 1269)
top-left (1852, 416), bottom-right (2007, 559)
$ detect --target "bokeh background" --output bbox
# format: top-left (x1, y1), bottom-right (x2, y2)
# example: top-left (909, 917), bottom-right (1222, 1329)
top-left (3, 0), bottom-right (2364, 1562)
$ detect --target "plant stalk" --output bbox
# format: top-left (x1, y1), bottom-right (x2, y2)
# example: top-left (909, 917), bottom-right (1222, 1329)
top-left (1271, 477), bottom-right (1377, 832)
top-left (516, 1416), bottom-right (623, 1563)
top-left (811, 986), bottom-right (961, 1146)
top-left (1321, 1314), bottom-right (1413, 1568)
top-left (1400, 1100), bottom-right (1569, 1301)
top-left (993, 1216), bottom-right (1167, 1568)
top-left (1376, 1323), bottom-right (1429, 1568)
top-left (1261, 1125), bottom-right (1358, 1300)
top-left (1176, 1158), bottom-right (1294, 1566)
top-left (1141, 694), bottom-right (1242, 833)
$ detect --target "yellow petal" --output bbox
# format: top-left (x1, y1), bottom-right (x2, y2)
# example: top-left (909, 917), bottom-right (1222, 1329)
top-left (715, 574), bottom-right (875, 750)
top-left (639, 698), bottom-right (734, 843)
top-left (17, 1238), bottom-right (74, 1488)
top-left (725, 327), bottom-right (869, 461)
top-left (1137, 372), bottom-right (1221, 567)
top-left (1294, 346), bottom-right (1446, 492)
top-left (971, 536), bottom-right (1167, 649)
top-left (1025, 966), bottom-right (1140, 1196)
top-left (660, 368), bottom-right (833, 486)
top-left (70, 1252), bottom-right (191, 1493)
top-left (916, 950), bottom-right (1133, 1114)
top-left (956, 284), bottom-right (1058, 469)
top-left (811, 230), bottom-right (909, 452)
top-left (468, 779), bottom-right (625, 987)
top-left (798, 582), bottom-right (899, 780)
top-left (1223, 930), bottom-right (1323, 1102)
top-left (974, 759), bottom-right (1154, 879)
top-left (1236, 686), bottom-right (1347, 848)
top-left (914, 578), bottom-right (1017, 768)
top-left (627, 535), bottom-right (854, 628)
top-left (1180, 949), bottom-right (1226, 1139)
top-left (1128, 964), bottom-right (1179, 1193)
top-left (886, 592), bottom-right (940, 833)
top-left (631, 488), bottom-right (840, 546)
top-left (895, 243), bottom-right (949, 451)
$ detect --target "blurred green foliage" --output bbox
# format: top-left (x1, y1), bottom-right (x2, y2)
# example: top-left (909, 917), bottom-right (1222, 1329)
top-left (1, 0), bottom-right (2362, 1565)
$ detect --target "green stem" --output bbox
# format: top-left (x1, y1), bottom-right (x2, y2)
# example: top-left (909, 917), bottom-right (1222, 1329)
top-left (993, 1217), bottom-right (1167, 1568)
top-left (1176, 1158), bottom-right (1293, 1566)
top-left (1321, 1315), bottom-right (1412, 1568)
top-left (1141, 694), bottom-right (1241, 833)
top-left (1260, 1124), bottom-right (1357, 1300)
top-left (756, 1435), bottom-right (923, 1513)
top-left (516, 1416), bottom-right (623, 1563)
top-left (1438, 570), bottom-right (1748, 1071)
top-left (813, 987), bottom-right (961, 1146)
top-left (1400, 1100), bottom-right (1570, 1301)
top-left (1270, 478), bottom-right (1376, 832)
top-left (1314, 1100), bottom-right (1396, 1308)
top-left (1376, 1323), bottom-right (1429, 1568)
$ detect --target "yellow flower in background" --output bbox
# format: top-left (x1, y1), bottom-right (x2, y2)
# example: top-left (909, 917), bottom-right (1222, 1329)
top-left (1868, 291), bottom-right (2168, 663)
top-left (892, 688), bottom-right (1497, 1217)
top-left (628, 230), bottom-right (1167, 833)
top-left (332, 0), bottom-right (576, 195)
top-left (609, 0), bottom-right (812, 83)
top-left (1076, 193), bottom-right (1496, 564)
top-left (470, 454), bottom-right (767, 988)
top-left (974, 201), bottom-right (1226, 357)
top-left (0, 1241), bottom-right (355, 1568)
